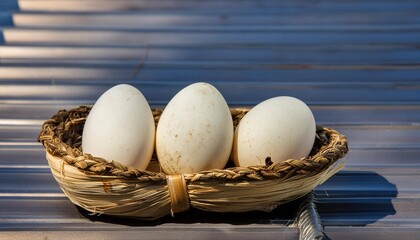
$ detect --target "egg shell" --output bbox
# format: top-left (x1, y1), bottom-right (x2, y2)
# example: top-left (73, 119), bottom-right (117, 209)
top-left (156, 82), bottom-right (233, 174)
top-left (233, 96), bottom-right (316, 167)
top-left (82, 84), bottom-right (155, 170)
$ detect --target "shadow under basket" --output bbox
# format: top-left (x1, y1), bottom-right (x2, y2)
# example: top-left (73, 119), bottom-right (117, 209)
top-left (38, 106), bottom-right (348, 223)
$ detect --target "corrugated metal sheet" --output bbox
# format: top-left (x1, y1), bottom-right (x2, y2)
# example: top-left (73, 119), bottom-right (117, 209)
top-left (1, 0), bottom-right (420, 239)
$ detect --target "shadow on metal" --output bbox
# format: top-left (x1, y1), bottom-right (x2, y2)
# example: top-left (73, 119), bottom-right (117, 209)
top-left (0, 0), bottom-right (18, 44)
top-left (0, 0), bottom-right (19, 12)
top-left (318, 171), bottom-right (398, 226)
top-left (76, 191), bottom-right (335, 239)
top-left (75, 171), bottom-right (399, 227)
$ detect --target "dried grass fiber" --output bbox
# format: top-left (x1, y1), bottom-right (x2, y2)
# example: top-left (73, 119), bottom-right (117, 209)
top-left (38, 106), bottom-right (348, 220)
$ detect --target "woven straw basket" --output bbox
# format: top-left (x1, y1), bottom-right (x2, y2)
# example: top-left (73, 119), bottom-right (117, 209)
top-left (38, 106), bottom-right (348, 220)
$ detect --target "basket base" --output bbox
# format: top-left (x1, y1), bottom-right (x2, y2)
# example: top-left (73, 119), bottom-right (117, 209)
top-left (75, 191), bottom-right (328, 240)
top-left (76, 194), bottom-right (303, 225)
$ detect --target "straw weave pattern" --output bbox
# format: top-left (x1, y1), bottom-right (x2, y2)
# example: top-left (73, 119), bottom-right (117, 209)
top-left (38, 106), bottom-right (348, 219)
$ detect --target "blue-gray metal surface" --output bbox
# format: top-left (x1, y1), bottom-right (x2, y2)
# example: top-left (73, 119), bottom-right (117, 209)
top-left (1, 0), bottom-right (420, 239)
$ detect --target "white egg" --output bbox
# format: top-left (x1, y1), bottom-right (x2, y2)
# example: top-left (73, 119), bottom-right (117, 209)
top-left (156, 82), bottom-right (233, 174)
top-left (82, 84), bottom-right (155, 170)
top-left (233, 96), bottom-right (316, 167)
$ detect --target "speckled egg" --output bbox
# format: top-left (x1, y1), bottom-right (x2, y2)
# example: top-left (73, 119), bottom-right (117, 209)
top-left (156, 82), bottom-right (233, 174)
top-left (82, 84), bottom-right (155, 170)
top-left (233, 96), bottom-right (316, 167)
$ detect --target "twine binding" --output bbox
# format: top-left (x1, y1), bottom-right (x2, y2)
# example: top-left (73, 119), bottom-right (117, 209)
top-left (295, 192), bottom-right (327, 240)
top-left (166, 174), bottom-right (190, 216)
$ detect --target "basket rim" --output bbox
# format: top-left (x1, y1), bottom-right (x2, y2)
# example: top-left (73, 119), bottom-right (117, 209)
top-left (38, 105), bottom-right (349, 183)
